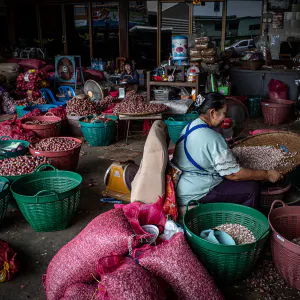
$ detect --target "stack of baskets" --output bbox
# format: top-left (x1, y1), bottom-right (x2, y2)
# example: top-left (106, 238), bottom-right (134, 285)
top-left (184, 202), bottom-right (270, 284)
top-left (247, 96), bottom-right (262, 118)
top-left (268, 201), bottom-right (300, 290)
top-left (164, 112), bottom-right (199, 144)
top-left (79, 115), bottom-right (117, 147)
top-left (21, 116), bottom-right (62, 139)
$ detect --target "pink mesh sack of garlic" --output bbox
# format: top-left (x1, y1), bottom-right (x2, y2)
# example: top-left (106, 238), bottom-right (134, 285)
top-left (43, 209), bottom-right (135, 300)
top-left (95, 255), bottom-right (166, 300)
top-left (61, 283), bottom-right (98, 300)
top-left (132, 232), bottom-right (224, 300)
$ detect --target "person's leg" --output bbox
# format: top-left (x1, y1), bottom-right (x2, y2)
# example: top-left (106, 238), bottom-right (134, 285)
top-left (200, 180), bottom-right (261, 208)
top-left (177, 205), bottom-right (197, 224)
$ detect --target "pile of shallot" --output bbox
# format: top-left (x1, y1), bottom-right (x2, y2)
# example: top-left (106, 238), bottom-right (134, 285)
top-left (66, 97), bottom-right (97, 116)
top-left (0, 156), bottom-right (50, 176)
top-left (31, 137), bottom-right (80, 152)
top-left (80, 115), bottom-right (115, 124)
top-left (114, 92), bottom-right (167, 114)
top-left (14, 99), bottom-right (29, 106)
top-left (24, 120), bottom-right (56, 125)
top-left (99, 95), bottom-right (120, 110)
top-left (15, 98), bottom-right (48, 107)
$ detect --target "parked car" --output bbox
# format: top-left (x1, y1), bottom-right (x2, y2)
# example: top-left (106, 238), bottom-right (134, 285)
top-left (225, 39), bottom-right (255, 54)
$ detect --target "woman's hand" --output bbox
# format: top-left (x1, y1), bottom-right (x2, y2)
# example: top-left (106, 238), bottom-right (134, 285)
top-left (267, 170), bottom-right (283, 183)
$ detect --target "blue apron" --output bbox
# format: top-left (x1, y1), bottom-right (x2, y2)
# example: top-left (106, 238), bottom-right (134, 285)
top-left (177, 122), bottom-right (220, 178)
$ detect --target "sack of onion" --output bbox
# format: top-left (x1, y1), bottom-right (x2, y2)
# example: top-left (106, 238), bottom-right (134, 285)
top-left (29, 137), bottom-right (82, 171)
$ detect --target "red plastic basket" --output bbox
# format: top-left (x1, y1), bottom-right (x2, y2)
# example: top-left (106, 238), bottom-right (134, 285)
top-left (261, 101), bottom-right (293, 125)
top-left (21, 116), bottom-right (62, 139)
top-left (268, 200), bottom-right (300, 290)
top-left (29, 137), bottom-right (82, 171)
top-left (260, 181), bottom-right (291, 208)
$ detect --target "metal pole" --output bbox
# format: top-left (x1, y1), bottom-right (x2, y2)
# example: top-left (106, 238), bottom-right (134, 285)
top-left (157, 0), bottom-right (162, 66)
top-left (221, 0), bottom-right (227, 51)
top-left (188, 3), bottom-right (193, 35)
top-left (88, 0), bottom-right (93, 59)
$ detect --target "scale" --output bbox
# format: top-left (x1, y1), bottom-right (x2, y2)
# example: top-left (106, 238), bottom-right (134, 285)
top-left (102, 162), bottom-right (139, 202)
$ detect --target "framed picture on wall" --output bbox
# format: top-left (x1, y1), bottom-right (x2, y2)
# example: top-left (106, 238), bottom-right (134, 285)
top-left (272, 13), bottom-right (284, 29)
top-left (267, 0), bottom-right (291, 11)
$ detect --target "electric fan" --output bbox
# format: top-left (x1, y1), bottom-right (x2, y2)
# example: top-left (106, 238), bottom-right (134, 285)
top-left (219, 97), bottom-right (249, 141)
top-left (83, 80), bottom-right (104, 102)
top-left (54, 55), bottom-right (84, 89)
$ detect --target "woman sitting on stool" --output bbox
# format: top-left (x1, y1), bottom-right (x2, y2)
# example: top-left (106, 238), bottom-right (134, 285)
top-left (172, 92), bottom-right (282, 217)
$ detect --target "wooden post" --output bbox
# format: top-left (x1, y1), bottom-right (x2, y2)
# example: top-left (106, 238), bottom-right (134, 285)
top-left (188, 3), bottom-right (193, 35)
top-left (157, 0), bottom-right (162, 66)
top-left (147, 71), bottom-right (151, 102)
top-left (260, 0), bottom-right (265, 33)
top-left (221, 0), bottom-right (227, 51)
top-left (88, 0), bottom-right (93, 59)
top-left (36, 4), bottom-right (43, 49)
top-left (61, 4), bottom-right (68, 54)
top-left (7, 5), bottom-right (16, 46)
top-left (119, 1), bottom-right (129, 58)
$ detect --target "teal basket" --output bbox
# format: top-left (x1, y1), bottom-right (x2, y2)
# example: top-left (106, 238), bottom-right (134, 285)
top-left (10, 165), bottom-right (82, 232)
top-left (15, 105), bottom-right (27, 117)
top-left (0, 177), bottom-right (10, 225)
top-left (0, 136), bottom-right (30, 159)
top-left (21, 104), bottom-right (58, 117)
top-left (79, 115), bottom-right (117, 147)
top-left (247, 96), bottom-right (262, 118)
top-left (164, 112), bottom-right (199, 144)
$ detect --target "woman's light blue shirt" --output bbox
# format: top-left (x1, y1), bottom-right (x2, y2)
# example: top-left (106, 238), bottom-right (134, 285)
top-left (172, 118), bottom-right (241, 206)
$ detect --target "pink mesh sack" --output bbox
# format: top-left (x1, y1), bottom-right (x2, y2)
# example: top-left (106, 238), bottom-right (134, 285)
top-left (44, 209), bottom-right (134, 300)
top-left (61, 283), bottom-right (98, 300)
top-left (115, 196), bottom-right (166, 237)
top-left (133, 232), bottom-right (224, 300)
top-left (96, 255), bottom-right (166, 300)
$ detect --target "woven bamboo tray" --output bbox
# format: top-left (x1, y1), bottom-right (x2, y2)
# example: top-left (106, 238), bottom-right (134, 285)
top-left (116, 111), bottom-right (165, 116)
top-left (232, 131), bottom-right (300, 174)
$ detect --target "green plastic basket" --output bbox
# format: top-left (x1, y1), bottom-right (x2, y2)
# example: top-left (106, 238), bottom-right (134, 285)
top-left (247, 96), bottom-right (262, 118)
top-left (78, 115), bottom-right (117, 147)
top-left (0, 136), bottom-right (30, 159)
top-left (183, 201), bottom-right (270, 285)
top-left (164, 112), bottom-right (199, 144)
top-left (10, 165), bottom-right (82, 232)
top-left (0, 177), bottom-right (10, 225)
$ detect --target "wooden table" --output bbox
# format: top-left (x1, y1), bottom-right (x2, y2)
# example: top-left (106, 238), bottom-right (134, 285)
top-left (118, 114), bottom-right (163, 144)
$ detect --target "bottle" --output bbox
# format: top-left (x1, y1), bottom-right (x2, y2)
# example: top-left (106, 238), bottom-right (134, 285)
top-left (188, 69), bottom-right (196, 83)
top-left (94, 58), bottom-right (99, 70)
top-left (191, 88), bottom-right (196, 102)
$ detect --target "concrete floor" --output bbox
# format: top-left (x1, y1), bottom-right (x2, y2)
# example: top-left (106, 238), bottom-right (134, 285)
top-left (1, 119), bottom-right (300, 300)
